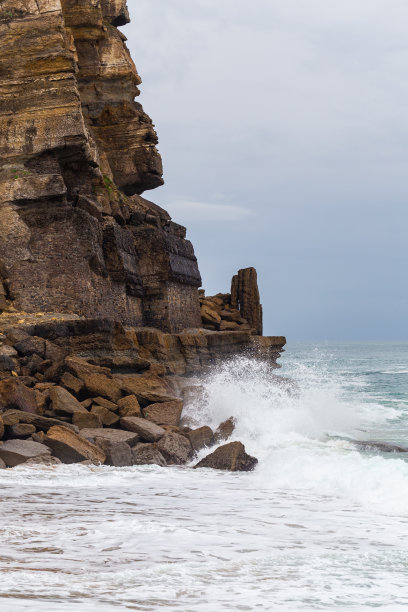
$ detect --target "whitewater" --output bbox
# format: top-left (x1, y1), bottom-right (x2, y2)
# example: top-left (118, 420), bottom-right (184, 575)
top-left (1, 342), bottom-right (408, 611)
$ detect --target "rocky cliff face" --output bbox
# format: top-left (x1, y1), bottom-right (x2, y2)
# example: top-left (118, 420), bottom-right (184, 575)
top-left (0, 0), bottom-right (201, 331)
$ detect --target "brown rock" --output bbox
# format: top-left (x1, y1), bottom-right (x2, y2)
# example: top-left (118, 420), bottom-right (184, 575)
top-left (91, 405), bottom-right (120, 427)
top-left (230, 268), bottom-right (263, 335)
top-left (114, 372), bottom-right (177, 405)
top-left (194, 441), bottom-right (258, 472)
top-left (132, 443), bottom-right (166, 466)
top-left (214, 417), bottom-right (236, 443)
top-left (82, 373), bottom-right (121, 403)
top-left (8, 423), bottom-right (36, 438)
top-left (187, 426), bottom-right (214, 452)
top-left (49, 386), bottom-right (88, 416)
top-left (1, 409), bottom-right (78, 433)
top-left (94, 437), bottom-right (133, 467)
top-left (92, 397), bottom-right (118, 412)
top-left (117, 395), bottom-right (142, 418)
top-left (0, 414), bottom-right (3, 439)
top-left (43, 426), bottom-right (105, 464)
top-left (24, 455), bottom-right (62, 466)
top-left (14, 336), bottom-right (46, 358)
top-left (120, 416), bottom-right (165, 442)
top-left (0, 439), bottom-right (51, 467)
top-left (201, 304), bottom-right (221, 326)
top-left (60, 372), bottom-right (84, 396)
top-left (0, 379), bottom-right (38, 413)
top-left (156, 431), bottom-right (192, 465)
top-left (72, 412), bottom-right (102, 430)
top-left (80, 428), bottom-right (140, 447)
top-left (219, 320), bottom-right (240, 332)
top-left (143, 400), bottom-right (183, 427)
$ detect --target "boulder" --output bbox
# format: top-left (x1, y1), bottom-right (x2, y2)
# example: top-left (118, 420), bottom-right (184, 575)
top-left (219, 320), bottom-right (240, 332)
top-left (82, 373), bottom-right (121, 403)
top-left (132, 443), bottom-right (166, 466)
top-left (0, 345), bottom-right (18, 371)
top-left (0, 379), bottom-right (38, 413)
top-left (43, 426), bottom-right (106, 464)
top-left (91, 405), bottom-right (120, 426)
top-left (49, 386), bottom-right (88, 416)
top-left (1, 409), bottom-right (78, 433)
top-left (94, 437), bottom-right (133, 467)
top-left (24, 455), bottom-right (62, 466)
top-left (79, 428), bottom-right (140, 447)
top-left (156, 431), bottom-right (192, 465)
top-left (0, 457), bottom-right (6, 469)
top-left (194, 441), bottom-right (257, 472)
top-left (214, 417), bottom-right (235, 443)
top-left (355, 441), bottom-right (408, 453)
top-left (92, 397), bottom-right (118, 412)
top-left (14, 336), bottom-right (46, 358)
top-left (117, 395), bottom-right (142, 418)
top-left (120, 416), bottom-right (165, 442)
top-left (143, 400), bottom-right (183, 427)
top-left (0, 439), bottom-right (51, 467)
top-left (72, 412), bottom-right (102, 429)
top-left (114, 372), bottom-right (177, 405)
top-left (187, 426), bottom-right (214, 452)
top-left (8, 423), bottom-right (36, 438)
top-left (0, 415), bottom-right (3, 439)
top-left (201, 304), bottom-right (221, 326)
top-left (60, 372), bottom-right (84, 396)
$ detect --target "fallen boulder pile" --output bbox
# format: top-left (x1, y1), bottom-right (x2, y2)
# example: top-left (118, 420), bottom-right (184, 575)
top-left (0, 329), bottom-right (257, 471)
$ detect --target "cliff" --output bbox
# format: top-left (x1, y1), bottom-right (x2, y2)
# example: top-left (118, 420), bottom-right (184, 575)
top-left (0, 0), bottom-right (286, 469)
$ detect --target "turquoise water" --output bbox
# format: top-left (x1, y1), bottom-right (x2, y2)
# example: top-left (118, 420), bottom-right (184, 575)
top-left (0, 342), bottom-right (408, 611)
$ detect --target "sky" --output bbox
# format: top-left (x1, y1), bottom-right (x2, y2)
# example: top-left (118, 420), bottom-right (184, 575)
top-left (123, 0), bottom-right (408, 341)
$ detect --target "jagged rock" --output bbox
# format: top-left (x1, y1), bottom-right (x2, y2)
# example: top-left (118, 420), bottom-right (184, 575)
top-left (195, 441), bottom-right (258, 472)
top-left (79, 428), bottom-right (140, 447)
top-left (0, 345), bottom-right (18, 371)
top-left (117, 395), bottom-right (142, 418)
top-left (94, 437), bottom-right (133, 467)
top-left (132, 443), bottom-right (166, 466)
top-left (1, 409), bottom-right (78, 433)
top-left (60, 372), bottom-right (84, 396)
top-left (0, 379), bottom-right (38, 413)
top-left (49, 386), bottom-right (88, 417)
top-left (114, 372), bottom-right (177, 405)
top-left (91, 405), bottom-right (119, 427)
top-left (0, 439), bottom-right (51, 467)
top-left (156, 431), bottom-right (192, 465)
top-left (72, 412), bottom-right (102, 430)
top-left (43, 426), bottom-right (105, 464)
top-left (8, 423), bottom-right (36, 438)
top-left (214, 417), bottom-right (236, 443)
top-left (230, 268), bottom-right (263, 336)
top-left (120, 416), bottom-right (165, 442)
top-left (187, 426), bottom-right (214, 452)
top-left (201, 304), bottom-right (221, 326)
top-left (92, 397), bottom-right (118, 412)
top-left (219, 320), bottom-right (240, 332)
top-left (14, 337), bottom-right (46, 359)
top-left (143, 400), bottom-right (183, 427)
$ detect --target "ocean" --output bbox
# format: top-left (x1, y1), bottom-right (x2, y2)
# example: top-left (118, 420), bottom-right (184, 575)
top-left (1, 342), bottom-right (408, 611)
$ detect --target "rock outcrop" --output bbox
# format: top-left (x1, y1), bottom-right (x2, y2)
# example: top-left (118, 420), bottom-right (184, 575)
top-left (0, 0), bottom-right (287, 472)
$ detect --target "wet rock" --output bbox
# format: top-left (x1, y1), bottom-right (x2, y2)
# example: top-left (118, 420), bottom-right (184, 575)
top-left (355, 441), bottom-right (408, 453)
top-left (156, 431), bottom-right (192, 465)
top-left (72, 412), bottom-right (102, 430)
top-left (187, 426), bottom-right (214, 452)
top-left (49, 386), bottom-right (88, 417)
top-left (213, 417), bottom-right (236, 443)
top-left (117, 395), bottom-right (142, 418)
top-left (8, 423), bottom-right (36, 438)
top-left (0, 439), bottom-right (51, 467)
top-left (114, 372), bottom-right (177, 405)
top-left (0, 379), bottom-right (38, 413)
top-left (94, 437), bottom-right (133, 467)
top-left (132, 443), bottom-right (167, 466)
top-left (194, 441), bottom-right (258, 472)
top-left (43, 426), bottom-right (105, 464)
top-left (143, 400), bottom-right (183, 427)
top-left (120, 416), bottom-right (165, 442)
top-left (79, 428), bottom-right (140, 447)
top-left (24, 455), bottom-right (62, 466)
top-left (0, 457), bottom-right (6, 469)
top-left (91, 405), bottom-right (120, 426)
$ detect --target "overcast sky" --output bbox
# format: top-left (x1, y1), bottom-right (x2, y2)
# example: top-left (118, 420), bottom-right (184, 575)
top-left (123, 0), bottom-right (408, 340)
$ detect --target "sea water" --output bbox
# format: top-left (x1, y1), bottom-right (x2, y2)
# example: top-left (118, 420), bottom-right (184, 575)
top-left (0, 342), bottom-right (408, 611)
